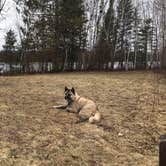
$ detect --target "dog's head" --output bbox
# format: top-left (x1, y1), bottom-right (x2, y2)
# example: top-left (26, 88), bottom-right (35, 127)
top-left (64, 86), bottom-right (76, 102)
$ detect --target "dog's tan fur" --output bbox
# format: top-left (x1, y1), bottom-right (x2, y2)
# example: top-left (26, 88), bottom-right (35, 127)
top-left (68, 92), bottom-right (101, 123)
top-left (54, 88), bottom-right (101, 123)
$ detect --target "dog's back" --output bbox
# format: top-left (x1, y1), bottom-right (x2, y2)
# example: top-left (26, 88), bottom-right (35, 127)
top-left (76, 96), bottom-right (101, 123)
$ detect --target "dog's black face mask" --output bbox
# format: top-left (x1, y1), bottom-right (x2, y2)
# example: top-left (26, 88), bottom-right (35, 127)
top-left (64, 87), bottom-right (75, 104)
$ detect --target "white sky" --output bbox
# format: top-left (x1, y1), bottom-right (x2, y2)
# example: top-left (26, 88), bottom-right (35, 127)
top-left (0, 0), bottom-right (18, 50)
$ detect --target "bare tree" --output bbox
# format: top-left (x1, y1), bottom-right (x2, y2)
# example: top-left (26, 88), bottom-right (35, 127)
top-left (0, 0), bottom-right (6, 14)
top-left (160, 0), bottom-right (166, 69)
top-left (154, 0), bottom-right (166, 69)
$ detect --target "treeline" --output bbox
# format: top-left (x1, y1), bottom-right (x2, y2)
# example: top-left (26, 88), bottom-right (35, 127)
top-left (0, 0), bottom-right (165, 73)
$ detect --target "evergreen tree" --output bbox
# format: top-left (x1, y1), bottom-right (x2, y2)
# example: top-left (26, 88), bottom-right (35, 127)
top-left (132, 6), bottom-right (141, 69)
top-left (17, 0), bottom-right (87, 71)
top-left (138, 18), bottom-right (153, 69)
top-left (58, 0), bottom-right (87, 71)
top-left (116, 0), bottom-right (134, 69)
top-left (104, 0), bottom-right (115, 70)
top-left (3, 29), bottom-right (17, 70)
top-left (3, 29), bottom-right (17, 51)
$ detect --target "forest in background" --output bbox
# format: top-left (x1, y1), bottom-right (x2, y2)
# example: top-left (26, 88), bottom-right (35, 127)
top-left (0, 0), bottom-right (165, 73)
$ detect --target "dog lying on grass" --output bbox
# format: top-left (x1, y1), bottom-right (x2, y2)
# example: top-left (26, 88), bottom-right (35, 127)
top-left (53, 87), bottom-right (101, 123)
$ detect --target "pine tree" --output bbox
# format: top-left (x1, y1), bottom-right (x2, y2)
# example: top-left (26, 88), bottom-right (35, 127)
top-left (138, 18), bottom-right (153, 69)
top-left (58, 0), bottom-right (87, 71)
top-left (16, 0), bottom-right (87, 71)
top-left (3, 29), bottom-right (17, 70)
top-left (132, 6), bottom-right (141, 69)
top-left (116, 0), bottom-right (134, 69)
top-left (103, 0), bottom-right (115, 70)
top-left (3, 30), bottom-right (17, 51)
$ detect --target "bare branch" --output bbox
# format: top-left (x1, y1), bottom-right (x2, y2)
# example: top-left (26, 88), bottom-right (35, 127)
top-left (0, 0), bottom-right (7, 14)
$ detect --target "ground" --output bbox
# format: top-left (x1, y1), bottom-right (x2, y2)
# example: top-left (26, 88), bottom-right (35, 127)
top-left (0, 71), bottom-right (165, 166)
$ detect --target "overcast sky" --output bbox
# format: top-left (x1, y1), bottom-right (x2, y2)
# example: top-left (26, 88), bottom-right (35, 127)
top-left (0, 0), bottom-right (18, 50)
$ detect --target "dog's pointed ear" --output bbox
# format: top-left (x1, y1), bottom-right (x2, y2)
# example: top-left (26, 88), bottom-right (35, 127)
top-left (65, 86), bottom-right (68, 92)
top-left (71, 87), bottom-right (75, 94)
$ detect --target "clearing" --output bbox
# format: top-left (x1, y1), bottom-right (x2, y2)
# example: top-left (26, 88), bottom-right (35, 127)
top-left (0, 71), bottom-right (165, 166)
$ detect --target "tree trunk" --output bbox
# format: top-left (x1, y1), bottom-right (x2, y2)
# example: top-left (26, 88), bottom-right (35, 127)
top-left (63, 48), bottom-right (68, 71)
top-left (125, 49), bottom-right (130, 71)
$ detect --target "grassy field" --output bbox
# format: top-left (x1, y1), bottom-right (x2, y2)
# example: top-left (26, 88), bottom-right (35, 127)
top-left (0, 71), bottom-right (165, 166)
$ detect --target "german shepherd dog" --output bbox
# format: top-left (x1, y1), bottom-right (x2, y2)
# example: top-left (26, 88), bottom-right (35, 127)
top-left (53, 87), bottom-right (101, 123)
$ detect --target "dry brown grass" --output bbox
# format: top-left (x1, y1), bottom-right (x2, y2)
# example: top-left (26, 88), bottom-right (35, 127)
top-left (0, 71), bottom-right (165, 166)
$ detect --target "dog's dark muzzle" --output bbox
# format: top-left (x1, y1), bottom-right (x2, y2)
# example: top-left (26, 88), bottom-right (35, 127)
top-left (65, 94), bottom-right (71, 100)
top-left (65, 96), bottom-right (68, 100)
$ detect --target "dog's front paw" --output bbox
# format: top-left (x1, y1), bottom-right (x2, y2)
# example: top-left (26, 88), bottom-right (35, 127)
top-left (53, 106), bottom-right (57, 108)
